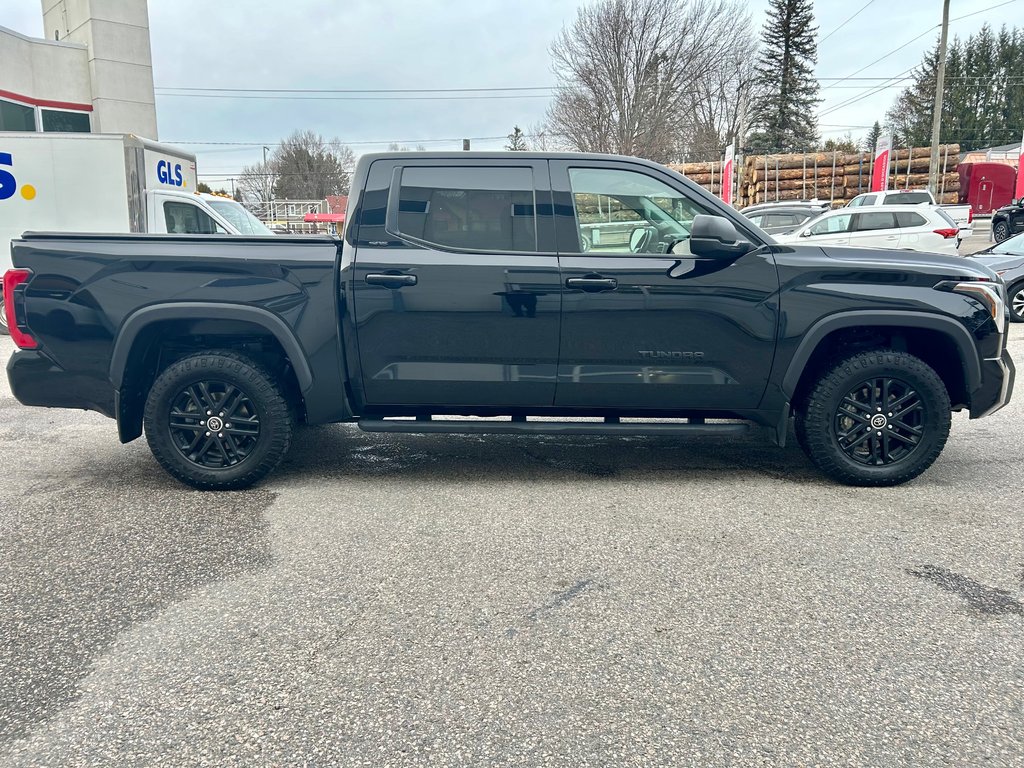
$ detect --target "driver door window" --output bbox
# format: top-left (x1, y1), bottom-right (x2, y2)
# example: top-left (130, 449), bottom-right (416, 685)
top-left (566, 167), bottom-right (708, 255)
top-left (163, 201), bottom-right (226, 234)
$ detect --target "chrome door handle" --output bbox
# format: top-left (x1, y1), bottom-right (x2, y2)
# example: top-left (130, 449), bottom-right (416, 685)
top-left (365, 273), bottom-right (417, 288)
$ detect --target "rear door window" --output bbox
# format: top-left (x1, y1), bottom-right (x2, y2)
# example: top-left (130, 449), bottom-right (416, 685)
top-left (884, 191), bottom-right (931, 205)
top-left (854, 212), bottom-right (897, 231)
top-left (392, 166), bottom-right (536, 252)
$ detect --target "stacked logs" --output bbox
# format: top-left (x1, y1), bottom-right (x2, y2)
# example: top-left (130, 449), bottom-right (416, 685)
top-left (669, 145), bottom-right (961, 208)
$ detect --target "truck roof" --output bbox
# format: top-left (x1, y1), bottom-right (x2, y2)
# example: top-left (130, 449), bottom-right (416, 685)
top-left (356, 150), bottom-right (674, 170)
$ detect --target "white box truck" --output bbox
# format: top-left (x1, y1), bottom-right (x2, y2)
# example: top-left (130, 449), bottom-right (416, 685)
top-left (0, 133), bottom-right (275, 330)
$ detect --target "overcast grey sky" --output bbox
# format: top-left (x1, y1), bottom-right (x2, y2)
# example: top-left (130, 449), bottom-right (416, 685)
top-left (3, 0), bottom-right (1015, 186)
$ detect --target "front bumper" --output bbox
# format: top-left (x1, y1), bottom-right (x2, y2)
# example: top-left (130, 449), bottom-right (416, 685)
top-left (970, 349), bottom-right (1015, 418)
top-left (6, 349), bottom-right (116, 418)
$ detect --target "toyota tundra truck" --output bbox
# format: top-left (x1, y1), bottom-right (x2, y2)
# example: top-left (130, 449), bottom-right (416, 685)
top-left (4, 151), bottom-right (1015, 490)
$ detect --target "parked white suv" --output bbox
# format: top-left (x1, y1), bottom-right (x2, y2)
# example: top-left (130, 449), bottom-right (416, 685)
top-left (774, 205), bottom-right (962, 256)
top-left (846, 189), bottom-right (973, 238)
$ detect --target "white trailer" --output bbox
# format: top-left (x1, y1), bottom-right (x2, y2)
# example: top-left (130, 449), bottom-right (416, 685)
top-left (0, 132), bottom-right (273, 330)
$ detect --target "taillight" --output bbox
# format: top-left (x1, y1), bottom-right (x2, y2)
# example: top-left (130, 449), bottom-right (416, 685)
top-left (933, 228), bottom-right (959, 239)
top-left (3, 269), bottom-right (38, 349)
top-left (968, 209), bottom-right (974, 224)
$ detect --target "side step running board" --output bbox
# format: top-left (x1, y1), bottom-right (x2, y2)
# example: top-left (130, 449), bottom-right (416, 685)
top-left (357, 418), bottom-right (750, 436)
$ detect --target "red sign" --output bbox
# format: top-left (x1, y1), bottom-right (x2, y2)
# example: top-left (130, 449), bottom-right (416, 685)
top-left (1015, 130), bottom-right (1024, 202)
top-left (868, 134), bottom-right (892, 192)
top-left (871, 134), bottom-right (891, 193)
top-left (722, 145), bottom-right (735, 205)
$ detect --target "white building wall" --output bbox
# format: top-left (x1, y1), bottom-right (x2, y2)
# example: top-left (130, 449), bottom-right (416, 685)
top-left (0, 25), bottom-right (91, 107)
top-left (40, 0), bottom-right (158, 138)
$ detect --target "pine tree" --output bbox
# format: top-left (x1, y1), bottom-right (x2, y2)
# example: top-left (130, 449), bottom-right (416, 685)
top-left (505, 126), bottom-right (529, 151)
top-left (885, 24), bottom-right (1024, 152)
top-left (751, 0), bottom-right (820, 152)
top-left (864, 121), bottom-right (882, 151)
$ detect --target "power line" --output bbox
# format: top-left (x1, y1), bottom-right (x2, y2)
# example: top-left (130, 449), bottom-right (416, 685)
top-left (156, 92), bottom-right (553, 101)
top-left (168, 135), bottom-right (512, 148)
top-left (820, 0), bottom-right (876, 43)
top-left (819, 66), bottom-right (918, 118)
top-left (820, 0), bottom-right (1021, 95)
top-left (156, 85), bottom-right (556, 94)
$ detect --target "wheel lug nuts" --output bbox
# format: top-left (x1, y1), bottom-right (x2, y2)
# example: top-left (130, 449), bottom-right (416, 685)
top-left (205, 431), bottom-right (211, 437)
top-left (218, 433), bottom-right (224, 438)
top-left (876, 431), bottom-right (882, 436)
top-left (225, 423), bottom-right (231, 428)
top-left (207, 411), bottom-right (212, 416)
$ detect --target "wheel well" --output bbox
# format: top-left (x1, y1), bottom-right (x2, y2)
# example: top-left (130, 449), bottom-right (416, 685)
top-left (118, 319), bottom-right (306, 441)
top-left (791, 326), bottom-right (968, 413)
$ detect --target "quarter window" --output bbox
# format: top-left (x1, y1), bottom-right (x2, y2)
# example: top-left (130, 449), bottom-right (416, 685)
top-left (394, 166), bottom-right (536, 252)
top-left (895, 211), bottom-right (927, 228)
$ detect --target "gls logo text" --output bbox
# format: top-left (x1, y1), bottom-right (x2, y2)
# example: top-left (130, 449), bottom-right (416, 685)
top-left (0, 153), bottom-right (37, 201)
top-left (156, 160), bottom-right (185, 187)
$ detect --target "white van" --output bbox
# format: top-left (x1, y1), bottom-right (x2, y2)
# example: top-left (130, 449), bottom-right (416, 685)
top-left (0, 132), bottom-right (273, 330)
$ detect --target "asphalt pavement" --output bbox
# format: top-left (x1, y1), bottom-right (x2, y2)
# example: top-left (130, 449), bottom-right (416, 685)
top-left (0, 326), bottom-right (1022, 767)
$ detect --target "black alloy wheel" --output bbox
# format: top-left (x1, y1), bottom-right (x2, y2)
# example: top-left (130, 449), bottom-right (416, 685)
top-left (144, 350), bottom-right (293, 490)
top-left (994, 221), bottom-right (1010, 242)
top-left (168, 381), bottom-right (261, 469)
top-left (795, 350), bottom-right (951, 486)
top-left (834, 377), bottom-right (923, 466)
top-left (1008, 282), bottom-right (1024, 323)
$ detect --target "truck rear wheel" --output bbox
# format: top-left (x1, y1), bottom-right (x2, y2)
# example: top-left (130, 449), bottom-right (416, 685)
top-left (795, 350), bottom-right (951, 487)
top-left (143, 350), bottom-right (293, 490)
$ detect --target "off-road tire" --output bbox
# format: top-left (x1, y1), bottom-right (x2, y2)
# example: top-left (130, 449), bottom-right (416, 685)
top-left (144, 350), bottom-right (293, 490)
top-left (1007, 281), bottom-right (1024, 323)
top-left (994, 220), bottom-right (1010, 242)
top-left (795, 350), bottom-right (951, 487)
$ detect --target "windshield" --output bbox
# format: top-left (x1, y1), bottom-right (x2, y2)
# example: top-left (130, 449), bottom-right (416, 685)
top-left (207, 199), bottom-right (275, 235)
top-left (989, 232), bottom-right (1024, 256)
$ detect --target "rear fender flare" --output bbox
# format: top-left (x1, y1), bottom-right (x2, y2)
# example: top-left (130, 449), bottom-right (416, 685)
top-left (110, 302), bottom-right (313, 391)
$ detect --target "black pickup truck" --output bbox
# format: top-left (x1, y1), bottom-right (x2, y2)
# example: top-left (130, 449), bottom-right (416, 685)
top-left (3, 151), bottom-right (1015, 489)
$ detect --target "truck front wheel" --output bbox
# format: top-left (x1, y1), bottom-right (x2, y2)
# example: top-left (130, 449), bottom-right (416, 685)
top-left (795, 350), bottom-right (951, 486)
top-left (143, 350), bottom-right (294, 490)
top-left (994, 220), bottom-right (1010, 242)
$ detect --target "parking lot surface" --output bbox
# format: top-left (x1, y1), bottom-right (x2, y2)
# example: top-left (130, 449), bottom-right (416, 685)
top-left (1, 327), bottom-right (1022, 767)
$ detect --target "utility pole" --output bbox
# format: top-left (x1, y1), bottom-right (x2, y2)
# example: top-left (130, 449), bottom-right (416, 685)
top-left (928, 0), bottom-right (951, 196)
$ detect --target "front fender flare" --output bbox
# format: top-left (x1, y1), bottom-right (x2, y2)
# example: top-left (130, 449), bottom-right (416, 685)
top-left (781, 309), bottom-right (982, 399)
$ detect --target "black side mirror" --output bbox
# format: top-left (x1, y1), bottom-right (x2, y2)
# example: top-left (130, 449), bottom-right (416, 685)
top-left (689, 214), bottom-right (753, 259)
